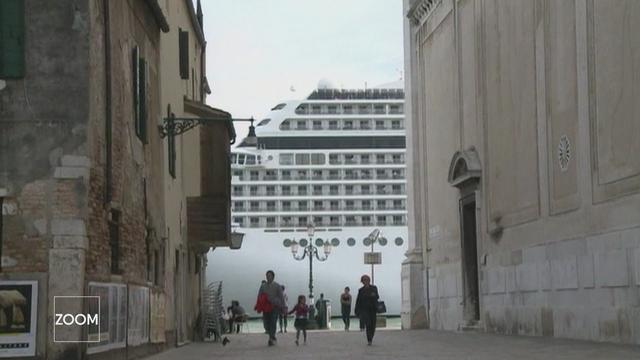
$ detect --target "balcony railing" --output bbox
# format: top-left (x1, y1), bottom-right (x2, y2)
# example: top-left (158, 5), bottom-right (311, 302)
top-left (264, 175), bottom-right (278, 181)
top-left (329, 221), bottom-right (341, 226)
top-left (376, 221), bottom-right (387, 226)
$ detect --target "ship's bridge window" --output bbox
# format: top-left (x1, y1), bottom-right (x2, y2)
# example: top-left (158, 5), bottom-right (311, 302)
top-left (245, 155), bottom-right (256, 165)
top-left (279, 153), bottom-right (294, 165)
top-left (257, 119), bottom-right (271, 126)
top-left (295, 154), bottom-right (310, 165)
top-left (311, 153), bottom-right (325, 165)
top-left (271, 103), bottom-right (286, 110)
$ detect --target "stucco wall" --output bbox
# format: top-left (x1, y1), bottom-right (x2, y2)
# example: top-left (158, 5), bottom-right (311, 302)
top-left (405, 0), bottom-right (640, 344)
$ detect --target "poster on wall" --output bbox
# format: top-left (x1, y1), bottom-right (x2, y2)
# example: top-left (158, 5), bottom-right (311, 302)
top-left (87, 282), bottom-right (127, 355)
top-left (127, 286), bottom-right (149, 346)
top-left (150, 291), bottom-right (166, 343)
top-left (0, 280), bottom-right (38, 358)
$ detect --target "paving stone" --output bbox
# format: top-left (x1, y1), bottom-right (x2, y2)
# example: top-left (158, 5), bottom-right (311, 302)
top-left (141, 329), bottom-right (640, 360)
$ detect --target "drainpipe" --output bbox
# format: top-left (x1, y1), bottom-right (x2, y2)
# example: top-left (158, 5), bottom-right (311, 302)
top-left (103, 0), bottom-right (113, 203)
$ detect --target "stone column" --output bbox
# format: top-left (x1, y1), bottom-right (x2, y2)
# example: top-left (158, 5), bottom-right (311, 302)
top-left (401, 0), bottom-right (428, 330)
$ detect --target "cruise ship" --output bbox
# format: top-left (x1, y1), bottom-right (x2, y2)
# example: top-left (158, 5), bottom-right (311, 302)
top-left (207, 80), bottom-right (408, 317)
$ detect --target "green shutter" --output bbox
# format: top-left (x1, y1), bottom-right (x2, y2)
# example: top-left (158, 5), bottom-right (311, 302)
top-left (138, 57), bottom-right (147, 143)
top-left (0, 0), bottom-right (25, 78)
top-left (179, 29), bottom-right (189, 79)
top-left (132, 47), bottom-right (140, 133)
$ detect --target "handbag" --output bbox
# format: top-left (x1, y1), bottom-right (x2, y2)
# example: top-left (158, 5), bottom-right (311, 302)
top-left (376, 300), bottom-right (387, 314)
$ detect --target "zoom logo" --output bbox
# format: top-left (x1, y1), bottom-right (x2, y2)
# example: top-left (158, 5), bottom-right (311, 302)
top-left (53, 296), bottom-right (100, 343)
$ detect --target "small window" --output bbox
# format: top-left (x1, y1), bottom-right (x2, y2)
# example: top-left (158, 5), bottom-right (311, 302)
top-left (237, 154), bottom-right (246, 164)
top-left (280, 120), bottom-right (291, 130)
top-left (257, 119), bottom-right (271, 126)
top-left (296, 120), bottom-right (307, 130)
top-left (246, 155), bottom-right (256, 165)
top-left (311, 153), bottom-right (325, 165)
top-left (279, 154), bottom-right (294, 165)
top-left (344, 120), bottom-right (353, 129)
top-left (329, 120), bottom-right (339, 130)
top-left (295, 154), bottom-right (310, 165)
top-left (271, 103), bottom-right (286, 110)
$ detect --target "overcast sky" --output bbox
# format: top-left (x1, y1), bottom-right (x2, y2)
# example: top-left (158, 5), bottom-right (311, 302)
top-left (200, 0), bottom-right (404, 140)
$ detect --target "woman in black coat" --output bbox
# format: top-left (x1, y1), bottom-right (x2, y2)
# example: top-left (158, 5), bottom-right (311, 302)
top-left (354, 274), bottom-right (379, 345)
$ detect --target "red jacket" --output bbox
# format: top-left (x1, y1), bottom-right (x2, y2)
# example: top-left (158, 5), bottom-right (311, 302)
top-left (254, 292), bottom-right (273, 313)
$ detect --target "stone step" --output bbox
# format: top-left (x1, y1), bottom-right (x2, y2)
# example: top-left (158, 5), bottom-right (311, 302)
top-left (458, 321), bottom-right (484, 332)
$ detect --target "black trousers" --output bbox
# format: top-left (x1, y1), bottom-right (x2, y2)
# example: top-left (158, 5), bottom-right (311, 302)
top-left (341, 306), bottom-right (351, 329)
top-left (360, 311), bottom-right (376, 342)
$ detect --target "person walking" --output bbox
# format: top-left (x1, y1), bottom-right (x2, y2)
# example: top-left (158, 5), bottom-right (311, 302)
top-left (354, 274), bottom-right (379, 345)
top-left (278, 285), bottom-right (289, 333)
top-left (340, 287), bottom-right (352, 331)
top-left (288, 295), bottom-right (309, 346)
top-left (257, 270), bottom-right (285, 346)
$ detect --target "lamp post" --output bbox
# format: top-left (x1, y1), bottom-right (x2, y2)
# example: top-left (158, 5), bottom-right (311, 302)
top-left (288, 224), bottom-right (332, 303)
top-left (363, 229), bottom-right (386, 284)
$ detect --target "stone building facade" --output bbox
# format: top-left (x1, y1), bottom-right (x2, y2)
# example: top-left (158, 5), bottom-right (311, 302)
top-left (402, 0), bottom-right (640, 345)
top-left (159, 0), bottom-right (235, 346)
top-left (0, 0), bottom-right (233, 359)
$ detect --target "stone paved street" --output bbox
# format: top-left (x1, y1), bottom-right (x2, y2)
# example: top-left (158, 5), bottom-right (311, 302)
top-left (144, 330), bottom-right (640, 360)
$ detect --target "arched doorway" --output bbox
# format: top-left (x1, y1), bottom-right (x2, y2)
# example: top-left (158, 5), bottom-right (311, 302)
top-left (448, 149), bottom-right (482, 324)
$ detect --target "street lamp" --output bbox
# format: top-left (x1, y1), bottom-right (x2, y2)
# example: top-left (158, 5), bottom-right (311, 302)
top-left (287, 224), bottom-right (332, 303)
top-left (363, 229), bottom-right (385, 284)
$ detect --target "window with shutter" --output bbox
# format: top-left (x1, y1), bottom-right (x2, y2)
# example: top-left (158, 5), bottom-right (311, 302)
top-left (137, 57), bottom-right (147, 142)
top-left (132, 47), bottom-right (147, 143)
top-left (0, 0), bottom-right (25, 78)
top-left (179, 29), bottom-right (189, 79)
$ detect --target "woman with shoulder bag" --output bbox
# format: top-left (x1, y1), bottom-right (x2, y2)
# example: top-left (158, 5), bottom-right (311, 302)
top-left (354, 274), bottom-right (379, 345)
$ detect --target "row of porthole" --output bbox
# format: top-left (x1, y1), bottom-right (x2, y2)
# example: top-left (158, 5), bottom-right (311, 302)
top-left (282, 237), bottom-right (404, 248)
